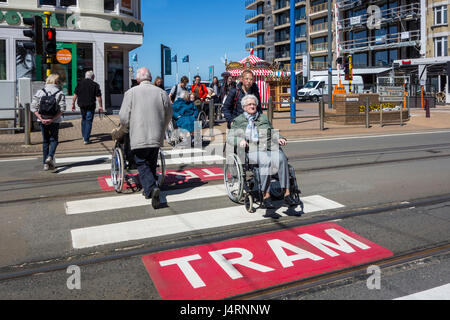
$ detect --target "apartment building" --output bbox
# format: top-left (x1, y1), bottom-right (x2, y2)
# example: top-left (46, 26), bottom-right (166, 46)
top-left (245, 0), bottom-right (334, 84)
top-left (0, 0), bottom-right (143, 110)
top-left (245, 0), bottom-right (450, 94)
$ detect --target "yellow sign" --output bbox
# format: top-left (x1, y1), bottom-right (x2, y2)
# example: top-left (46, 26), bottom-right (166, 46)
top-left (56, 49), bottom-right (72, 64)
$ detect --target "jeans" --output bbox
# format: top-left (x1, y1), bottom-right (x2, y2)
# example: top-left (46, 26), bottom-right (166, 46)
top-left (40, 122), bottom-right (59, 163)
top-left (80, 108), bottom-right (94, 142)
top-left (133, 148), bottom-right (160, 197)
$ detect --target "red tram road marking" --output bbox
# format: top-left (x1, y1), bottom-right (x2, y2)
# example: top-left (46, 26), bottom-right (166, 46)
top-left (142, 223), bottom-right (393, 300)
top-left (97, 166), bottom-right (224, 191)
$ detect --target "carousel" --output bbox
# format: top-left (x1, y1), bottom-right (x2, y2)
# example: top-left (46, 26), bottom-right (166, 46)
top-left (224, 52), bottom-right (290, 111)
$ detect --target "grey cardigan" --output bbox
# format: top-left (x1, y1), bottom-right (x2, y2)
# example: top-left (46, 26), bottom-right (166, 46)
top-left (30, 84), bottom-right (66, 123)
top-left (119, 81), bottom-right (172, 150)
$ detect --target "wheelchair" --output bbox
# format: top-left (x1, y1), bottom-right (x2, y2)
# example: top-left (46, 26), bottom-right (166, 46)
top-left (165, 114), bottom-right (205, 148)
top-left (111, 133), bottom-right (166, 193)
top-left (224, 145), bottom-right (302, 213)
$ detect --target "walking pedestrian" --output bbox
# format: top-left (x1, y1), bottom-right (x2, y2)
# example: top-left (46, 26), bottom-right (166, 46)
top-left (169, 75), bottom-right (189, 103)
top-left (191, 75), bottom-right (208, 107)
top-left (31, 73), bottom-right (66, 171)
top-left (220, 76), bottom-right (236, 103)
top-left (222, 70), bottom-right (262, 128)
top-left (209, 76), bottom-right (221, 103)
top-left (119, 67), bottom-right (172, 209)
top-left (72, 71), bottom-right (103, 144)
top-left (154, 76), bottom-right (164, 89)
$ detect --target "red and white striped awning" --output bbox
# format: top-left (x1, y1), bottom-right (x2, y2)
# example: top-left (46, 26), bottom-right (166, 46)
top-left (229, 69), bottom-right (274, 77)
top-left (239, 55), bottom-right (264, 65)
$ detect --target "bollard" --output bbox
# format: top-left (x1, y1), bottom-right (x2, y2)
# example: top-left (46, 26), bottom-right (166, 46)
top-left (425, 99), bottom-right (430, 118)
top-left (268, 97), bottom-right (273, 124)
top-left (24, 103), bottom-right (31, 145)
top-left (365, 98), bottom-right (370, 128)
top-left (400, 102), bottom-right (403, 126)
top-left (380, 101), bottom-right (383, 128)
top-left (209, 99), bottom-right (215, 137)
top-left (319, 98), bottom-right (324, 131)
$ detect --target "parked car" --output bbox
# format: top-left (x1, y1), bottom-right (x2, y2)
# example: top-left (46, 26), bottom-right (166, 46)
top-left (297, 75), bottom-right (364, 102)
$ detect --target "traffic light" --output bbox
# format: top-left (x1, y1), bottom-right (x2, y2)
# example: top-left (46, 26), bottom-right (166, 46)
top-left (22, 16), bottom-right (43, 55)
top-left (344, 54), bottom-right (353, 81)
top-left (43, 28), bottom-right (57, 55)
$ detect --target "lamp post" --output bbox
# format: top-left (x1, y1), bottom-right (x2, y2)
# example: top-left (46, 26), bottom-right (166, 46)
top-left (289, 0), bottom-right (296, 123)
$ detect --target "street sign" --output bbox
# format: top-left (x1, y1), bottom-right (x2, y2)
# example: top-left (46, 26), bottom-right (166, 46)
top-left (378, 86), bottom-right (405, 102)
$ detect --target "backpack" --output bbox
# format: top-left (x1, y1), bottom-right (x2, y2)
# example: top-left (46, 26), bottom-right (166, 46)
top-left (170, 84), bottom-right (178, 103)
top-left (39, 88), bottom-right (61, 117)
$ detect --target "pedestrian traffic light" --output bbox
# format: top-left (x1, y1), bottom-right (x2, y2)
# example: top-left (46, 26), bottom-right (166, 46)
top-left (22, 16), bottom-right (43, 55)
top-left (43, 28), bottom-right (57, 55)
top-left (344, 54), bottom-right (353, 81)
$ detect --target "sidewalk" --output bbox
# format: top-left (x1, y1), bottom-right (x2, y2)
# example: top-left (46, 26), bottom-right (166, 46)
top-left (1, 104), bottom-right (450, 158)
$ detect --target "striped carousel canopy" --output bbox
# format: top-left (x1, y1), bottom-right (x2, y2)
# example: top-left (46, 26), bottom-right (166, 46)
top-left (228, 69), bottom-right (274, 77)
top-left (239, 54), bottom-right (264, 65)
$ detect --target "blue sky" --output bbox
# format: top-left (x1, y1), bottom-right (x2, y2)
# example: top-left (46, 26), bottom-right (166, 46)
top-left (130, 0), bottom-right (249, 88)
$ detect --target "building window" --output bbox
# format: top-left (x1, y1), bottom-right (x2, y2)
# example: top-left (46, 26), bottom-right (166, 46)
top-left (107, 51), bottom-right (124, 94)
top-left (434, 36), bottom-right (448, 57)
top-left (434, 5), bottom-right (448, 26)
top-left (104, 0), bottom-right (115, 11)
top-left (39, 0), bottom-right (77, 7)
top-left (0, 0), bottom-right (7, 4)
top-left (0, 40), bottom-right (5, 80)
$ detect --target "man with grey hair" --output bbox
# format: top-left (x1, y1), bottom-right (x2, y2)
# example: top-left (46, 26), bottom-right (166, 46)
top-left (72, 70), bottom-right (103, 144)
top-left (119, 67), bottom-right (172, 209)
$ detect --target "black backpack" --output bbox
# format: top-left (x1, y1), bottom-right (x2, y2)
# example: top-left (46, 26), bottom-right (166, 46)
top-left (39, 88), bottom-right (61, 117)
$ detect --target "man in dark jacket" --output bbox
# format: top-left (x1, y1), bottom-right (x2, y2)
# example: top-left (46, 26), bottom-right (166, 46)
top-left (222, 70), bottom-right (262, 128)
top-left (72, 71), bottom-right (103, 144)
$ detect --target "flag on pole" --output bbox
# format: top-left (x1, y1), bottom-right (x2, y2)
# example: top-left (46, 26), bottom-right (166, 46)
top-left (182, 55), bottom-right (190, 63)
top-left (171, 54), bottom-right (177, 63)
top-left (132, 53), bottom-right (138, 62)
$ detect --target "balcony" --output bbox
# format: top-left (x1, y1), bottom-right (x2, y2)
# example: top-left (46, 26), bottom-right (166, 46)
top-left (340, 30), bottom-right (421, 54)
top-left (311, 42), bottom-right (328, 52)
top-left (338, 3), bottom-right (420, 32)
top-left (311, 60), bottom-right (327, 70)
top-left (245, 11), bottom-right (265, 23)
top-left (245, 0), bottom-right (264, 10)
top-left (246, 26), bottom-right (265, 37)
top-left (310, 2), bottom-right (328, 16)
top-left (310, 22), bottom-right (328, 36)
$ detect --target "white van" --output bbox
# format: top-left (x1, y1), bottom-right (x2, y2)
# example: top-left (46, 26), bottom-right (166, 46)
top-left (297, 76), bottom-right (364, 102)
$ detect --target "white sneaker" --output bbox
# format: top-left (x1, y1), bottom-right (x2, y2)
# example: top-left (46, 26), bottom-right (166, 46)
top-left (45, 157), bottom-right (55, 170)
top-left (43, 164), bottom-right (49, 171)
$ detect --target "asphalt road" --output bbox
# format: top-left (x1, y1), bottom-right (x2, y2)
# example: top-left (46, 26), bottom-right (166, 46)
top-left (0, 130), bottom-right (449, 301)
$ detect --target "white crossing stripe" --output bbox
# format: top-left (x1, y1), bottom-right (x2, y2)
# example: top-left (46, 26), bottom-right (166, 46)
top-left (55, 155), bottom-right (111, 164)
top-left (65, 184), bottom-right (228, 215)
top-left (70, 195), bottom-right (345, 249)
top-left (394, 284), bottom-right (450, 300)
top-left (57, 153), bottom-right (224, 174)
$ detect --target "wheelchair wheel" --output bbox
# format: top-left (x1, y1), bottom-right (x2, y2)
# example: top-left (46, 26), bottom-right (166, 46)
top-left (244, 193), bottom-right (254, 213)
top-left (197, 111), bottom-right (207, 129)
top-left (165, 120), bottom-right (176, 147)
top-left (224, 153), bottom-right (244, 203)
top-left (111, 146), bottom-right (125, 193)
top-left (157, 149), bottom-right (166, 187)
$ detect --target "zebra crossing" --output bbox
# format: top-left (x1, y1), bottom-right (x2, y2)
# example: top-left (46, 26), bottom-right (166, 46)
top-left (53, 151), bottom-right (346, 251)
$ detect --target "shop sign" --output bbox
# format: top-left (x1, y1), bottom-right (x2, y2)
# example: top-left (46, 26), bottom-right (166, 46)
top-left (110, 18), bottom-right (143, 33)
top-left (0, 10), bottom-right (143, 34)
top-left (56, 49), bottom-right (72, 64)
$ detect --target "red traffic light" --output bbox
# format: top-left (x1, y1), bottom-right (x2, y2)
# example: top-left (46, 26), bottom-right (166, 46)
top-left (45, 29), bottom-right (54, 40)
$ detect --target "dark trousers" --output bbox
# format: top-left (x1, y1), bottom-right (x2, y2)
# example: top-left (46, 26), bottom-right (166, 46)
top-left (133, 147), bottom-right (160, 197)
top-left (80, 108), bottom-right (95, 142)
top-left (40, 122), bottom-right (59, 163)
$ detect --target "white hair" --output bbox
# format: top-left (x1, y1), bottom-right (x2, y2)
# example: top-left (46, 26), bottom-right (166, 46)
top-left (180, 90), bottom-right (190, 100)
top-left (85, 70), bottom-right (95, 79)
top-left (241, 94), bottom-right (258, 108)
top-left (136, 67), bottom-right (152, 83)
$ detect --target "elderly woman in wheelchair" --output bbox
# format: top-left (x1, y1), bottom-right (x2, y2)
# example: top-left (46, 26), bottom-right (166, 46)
top-left (225, 94), bottom-right (300, 211)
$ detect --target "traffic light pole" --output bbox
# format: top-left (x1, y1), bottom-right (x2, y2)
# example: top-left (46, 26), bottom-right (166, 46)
top-left (327, 0), bottom-right (333, 109)
top-left (43, 12), bottom-right (52, 78)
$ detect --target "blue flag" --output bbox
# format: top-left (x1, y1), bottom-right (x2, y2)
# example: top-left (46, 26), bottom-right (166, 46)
top-left (132, 53), bottom-right (138, 62)
top-left (171, 54), bottom-right (177, 63)
top-left (182, 55), bottom-right (189, 63)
